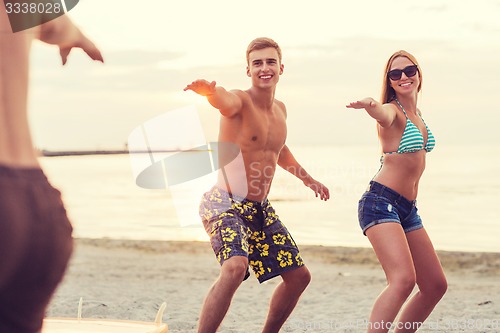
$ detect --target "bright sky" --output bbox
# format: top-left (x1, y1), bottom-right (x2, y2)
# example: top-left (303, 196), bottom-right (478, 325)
top-left (27, 0), bottom-right (500, 150)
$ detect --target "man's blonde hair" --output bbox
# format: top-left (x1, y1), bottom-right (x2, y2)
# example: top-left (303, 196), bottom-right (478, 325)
top-left (246, 37), bottom-right (282, 64)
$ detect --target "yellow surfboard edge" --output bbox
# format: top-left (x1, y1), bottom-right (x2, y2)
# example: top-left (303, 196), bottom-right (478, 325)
top-left (43, 298), bottom-right (168, 333)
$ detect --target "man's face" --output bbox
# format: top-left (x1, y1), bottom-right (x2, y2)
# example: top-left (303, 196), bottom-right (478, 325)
top-left (246, 48), bottom-right (283, 88)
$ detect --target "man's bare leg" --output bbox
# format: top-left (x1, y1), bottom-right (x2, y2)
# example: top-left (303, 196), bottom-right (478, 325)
top-left (197, 256), bottom-right (248, 333)
top-left (262, 266), bottom-right (311, 333)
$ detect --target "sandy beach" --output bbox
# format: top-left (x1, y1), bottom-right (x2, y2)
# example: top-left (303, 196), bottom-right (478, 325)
top-left (47, 238), bottom-right (500, 332)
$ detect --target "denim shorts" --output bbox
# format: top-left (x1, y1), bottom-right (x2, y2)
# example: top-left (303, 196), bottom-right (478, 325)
top-left (358, 181), bottom-right (423, 235)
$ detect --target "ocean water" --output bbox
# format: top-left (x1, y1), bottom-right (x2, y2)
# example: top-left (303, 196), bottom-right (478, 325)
top-left (40, 144), bottom-right (500, 253)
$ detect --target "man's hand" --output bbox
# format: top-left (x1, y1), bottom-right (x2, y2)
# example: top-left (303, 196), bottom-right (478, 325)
top-left (304, 179), bottom-right (330, 201)
top-left (184, 79), bottom-right (216, 96)
top-left (38, 15), bottom-right (104, 66)
top-left (60, 33), bottom-right (104, 65)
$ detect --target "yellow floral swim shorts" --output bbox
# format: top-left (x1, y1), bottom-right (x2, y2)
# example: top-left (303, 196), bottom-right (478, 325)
top-left (199, 186), bottom-right (304, 283)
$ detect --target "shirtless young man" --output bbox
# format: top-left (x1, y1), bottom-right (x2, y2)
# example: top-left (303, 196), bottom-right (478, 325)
top-left (0, 4), bottom-right (103, 332)
top-left (184, 37), bottom-right (330, 333)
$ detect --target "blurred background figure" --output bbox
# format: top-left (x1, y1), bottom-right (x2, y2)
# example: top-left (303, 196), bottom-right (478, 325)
top-left (0, 2), bottom-right (103, 332)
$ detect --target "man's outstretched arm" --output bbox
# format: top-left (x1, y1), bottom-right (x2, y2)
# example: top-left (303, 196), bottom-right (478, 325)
top-left (184, 79), bottom-right (243, 117)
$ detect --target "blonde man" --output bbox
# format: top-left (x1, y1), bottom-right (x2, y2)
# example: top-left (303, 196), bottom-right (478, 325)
top-left (185, 37), bottom-right (329, 333)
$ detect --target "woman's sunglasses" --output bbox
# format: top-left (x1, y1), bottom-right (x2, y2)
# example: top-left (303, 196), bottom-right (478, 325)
top-left (387, 65), bottom-right (418, 81)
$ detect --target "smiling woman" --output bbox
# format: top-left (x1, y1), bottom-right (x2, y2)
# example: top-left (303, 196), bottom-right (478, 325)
top-left (346, 49), bottom-right (448, 333)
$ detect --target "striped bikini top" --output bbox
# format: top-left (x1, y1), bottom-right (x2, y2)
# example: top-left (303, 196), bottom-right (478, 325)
top-left (384, 99), bottom-right (435, 155)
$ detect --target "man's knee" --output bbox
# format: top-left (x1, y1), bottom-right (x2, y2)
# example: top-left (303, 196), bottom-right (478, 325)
top-left (220, 256), bottom-right (248, 282)
top-left (283, 266), bottom-right (311, 291)
top-left (297, 266), bottom-right (311, 289)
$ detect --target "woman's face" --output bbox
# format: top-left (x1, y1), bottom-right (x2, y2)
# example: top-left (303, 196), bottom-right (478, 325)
top-left (388, 56), bottom-right (420, 97)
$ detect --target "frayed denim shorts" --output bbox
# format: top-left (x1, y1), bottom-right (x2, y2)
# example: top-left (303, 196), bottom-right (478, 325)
top-left (358, 181), bottom-right (423, 235)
